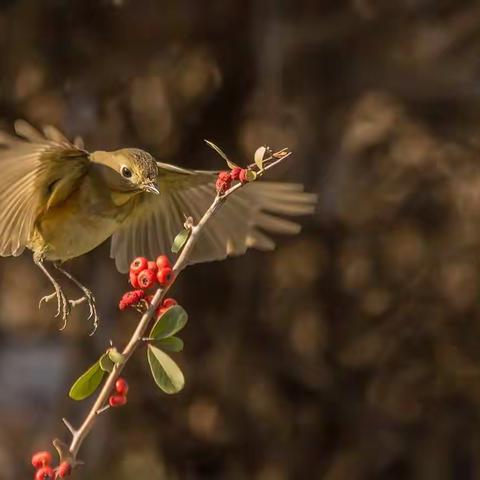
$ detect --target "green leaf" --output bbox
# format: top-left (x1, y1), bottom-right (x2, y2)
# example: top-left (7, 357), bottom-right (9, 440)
top-left (151, 336), bottom-right (184, 352)
top-left (99, 353), bottom-right (114, 373)
top-left (204, 139), bottom-right (240, 169)
top-left (254, 146), bottom-right (266, 170)
top-left (226, 158), bottom-right (240, 170)
top-left (150, 305), bottom-right (188, 339)
top-left (147, 345), bottom-right (185, 394)
top-left (245, 169), bottom-right (257, 182)
top-left (108, 348), bottom-right (126, 365)
top-left (69, 361), bottom-right (105, 401)
top-left (204, 140), bottom-right (229, 162)
top-left (171, 228), bottom-right (190, 254)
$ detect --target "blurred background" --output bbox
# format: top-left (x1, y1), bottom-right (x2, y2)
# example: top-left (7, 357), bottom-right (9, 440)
top-left (2, 0), bottom-right (480, 478)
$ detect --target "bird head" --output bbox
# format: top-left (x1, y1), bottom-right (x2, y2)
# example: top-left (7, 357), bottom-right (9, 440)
top-left (91, 148), bottom-right (160, 194)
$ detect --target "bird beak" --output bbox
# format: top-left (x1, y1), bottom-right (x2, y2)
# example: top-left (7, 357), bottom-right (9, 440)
top-left (142, 181), bottom-right (160, 195)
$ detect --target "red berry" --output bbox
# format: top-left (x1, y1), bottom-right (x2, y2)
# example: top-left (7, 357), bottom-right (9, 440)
top-left (109, 394), bottom-right (127, 407)
top-left (147, 261), bottom-right (158, 274)
top-left (156, 306), bottom-right (168, 317)
top-left (137, 269), bottom-right (156, 289)
top-left (239, 169), bottom-right (249, 184)
top-left (31, 451), bottom-right (52, 469)
top-left (35, 466), bottom-right (54, 480)
top-left (119, 289), bottom-right (145, 310)
top-left (145, 294), bottom-right (154, 304)
top-left (129, 271), bottom-right (139, 288)
top-left (156, 255), bottom-right (171, 270)
top-left (55, 462), bottom-right (72, 478)
top-left (216, 171), bottom-right (232, 194)
top-left (217, 171), bottom-right (231, 182)
top-left (231, 167), bottom-right (242, 180)
top-left (130, 257), bottom-right (148, 275)
top-left (115, 378), bottom-right (129, 395)
top-left (163, 298), bottom-right (177, 308)
top-left (216, 178), bottom-right (231, 194)
top-left (157, 267), bottom-right (173, 286)
top-left (155, 298), bottom-right (176, 317)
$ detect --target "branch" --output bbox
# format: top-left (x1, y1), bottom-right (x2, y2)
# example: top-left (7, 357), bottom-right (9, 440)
top-left (55, 147), bottom-right (292, 468)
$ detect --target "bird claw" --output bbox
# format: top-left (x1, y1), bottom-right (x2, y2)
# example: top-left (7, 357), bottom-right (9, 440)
top-left (39, 288), bottom-right (71, 329)
top-left (39, 287), bottom-right (100, 333)
top-left (36, 261), bottom-right (100, 334)
top-left (69, 289), bottom-right (99, 335)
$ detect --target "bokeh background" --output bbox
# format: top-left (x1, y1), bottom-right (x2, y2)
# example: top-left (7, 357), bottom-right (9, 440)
top-left (2, 0), bottom-right (480, 478)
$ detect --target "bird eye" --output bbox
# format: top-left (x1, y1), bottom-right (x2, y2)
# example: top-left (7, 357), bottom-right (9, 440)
top-left (121, 166), bottom-right (132, 178)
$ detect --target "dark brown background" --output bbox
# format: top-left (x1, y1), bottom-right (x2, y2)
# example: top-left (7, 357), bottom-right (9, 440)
top-left (2, 0), bottom-right (480, 479)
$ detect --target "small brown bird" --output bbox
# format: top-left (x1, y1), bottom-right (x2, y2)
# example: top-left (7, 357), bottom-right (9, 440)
top-left (0, 120), bottom-right (316, 328)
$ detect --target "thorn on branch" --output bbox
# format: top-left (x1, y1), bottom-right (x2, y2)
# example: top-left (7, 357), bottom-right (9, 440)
top-left (62, 418), bottom-right (76, 436)
top-left (53, 438), bottom-right (76, 464)
top-left (141, 337), bottom-right (156, 343)
top-left (96, 404), bottom-right (110, 415)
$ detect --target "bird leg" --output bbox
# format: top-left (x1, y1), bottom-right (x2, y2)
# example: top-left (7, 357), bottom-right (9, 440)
top-left (53, 263), bottom-right (99, 335)
top-left (35, 258), bottom-right (71, 329)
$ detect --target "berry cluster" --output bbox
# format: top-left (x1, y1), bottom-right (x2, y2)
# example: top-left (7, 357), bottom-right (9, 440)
top-left (129, 255), bottom-right (173, 289)
top-left (31, 451), bottom-right (71, 479)
top-left (215, 167), bottom-right (249, 194)
top-left (119, 255), bottom-right (176, 311)
top-left (109, 377), bottom-right (129, 408)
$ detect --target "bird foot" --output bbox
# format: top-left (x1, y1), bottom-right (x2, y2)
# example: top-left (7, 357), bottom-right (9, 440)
top-left (69, 288), bottom-right (99, 335)
top-left (39, 288), bottom-right (99, 333)
top-left (39, 288), bottom-right (71, 330)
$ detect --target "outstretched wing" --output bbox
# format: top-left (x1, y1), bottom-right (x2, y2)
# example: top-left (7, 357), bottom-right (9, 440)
top-left (110, 162), bottom-right (316, 272)
top-left (0, 120), bottom-right (89, 257)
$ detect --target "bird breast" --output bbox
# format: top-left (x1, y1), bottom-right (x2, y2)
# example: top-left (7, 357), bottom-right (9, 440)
top-left (30, 172), bottom-right (137, 262)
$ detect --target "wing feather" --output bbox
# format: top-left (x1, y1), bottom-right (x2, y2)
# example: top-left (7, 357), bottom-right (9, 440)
top-left (14, 119), bottom-right (44, 142)
top-left (0, 121), bottom-right (89, 256)
top-left (110, 164), bottom-right (316, 272)
top-left (43, 125), bottom-right (70, 144)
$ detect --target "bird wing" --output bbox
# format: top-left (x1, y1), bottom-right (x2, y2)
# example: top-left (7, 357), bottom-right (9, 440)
top-left (110, 162), bottom-right (317, 272)
top-left (0, 120), bottom-right (89, 257)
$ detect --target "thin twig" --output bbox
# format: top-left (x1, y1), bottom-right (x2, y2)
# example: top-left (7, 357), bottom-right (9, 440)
top-left (62, 418), bottom-right (75, 436)
top-left (59, 148), bottom-right (292, 466)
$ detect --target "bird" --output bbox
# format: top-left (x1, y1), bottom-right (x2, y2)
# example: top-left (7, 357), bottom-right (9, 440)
top-left (0, 120), bottom-right (316, 331)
